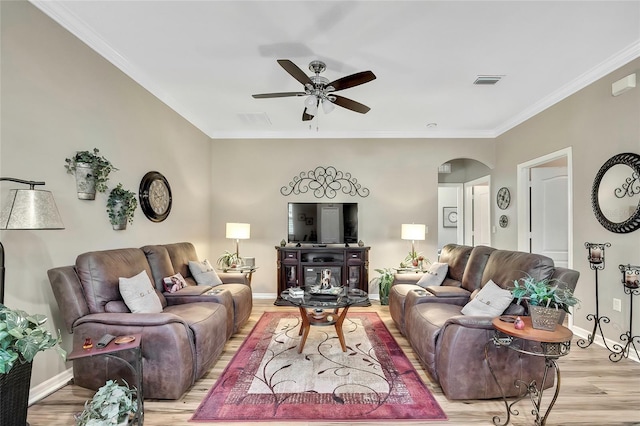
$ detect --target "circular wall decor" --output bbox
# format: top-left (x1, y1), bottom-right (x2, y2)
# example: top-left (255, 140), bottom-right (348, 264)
top-left (448, 210), bottom-right (458, 224)
top-left (139, 171), bottom-right (172, 222)
top-left (496, 187), bottom-right (511, 210)
top-left (499, 215), bottom-right (509, 228)
top-left (591, 152), bottom-right (640, 233)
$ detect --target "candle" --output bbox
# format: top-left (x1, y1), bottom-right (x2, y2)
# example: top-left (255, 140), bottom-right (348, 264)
top-left (625, 271), bottom-right (639, 288)
top-left (590, 247), bottom-right (603, 264)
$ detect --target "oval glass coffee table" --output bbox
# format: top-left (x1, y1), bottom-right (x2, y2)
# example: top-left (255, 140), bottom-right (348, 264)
top-left (280, 287), bottom-right (369, 353)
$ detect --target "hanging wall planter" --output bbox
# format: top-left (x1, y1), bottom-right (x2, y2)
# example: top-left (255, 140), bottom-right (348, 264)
top-left (64, 148), bottom-right (117, 200)
top-left (107, 184), bottom-right (137, 230)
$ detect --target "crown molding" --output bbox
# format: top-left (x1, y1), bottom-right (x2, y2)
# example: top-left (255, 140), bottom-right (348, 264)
top-left (494, 40), bottom-right (640, 137)
top-left (208, 129), bottom-right (497, 140)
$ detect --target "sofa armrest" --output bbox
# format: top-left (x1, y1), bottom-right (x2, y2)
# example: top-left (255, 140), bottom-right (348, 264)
top-left (73, 312), bottom-right (188, 330)
top-left (444, 315), bottom-right (496, 330)
top-left (218, 272), bottom-right (250, 286)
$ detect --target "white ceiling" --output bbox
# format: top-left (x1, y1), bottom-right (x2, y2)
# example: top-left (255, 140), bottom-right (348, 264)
top-left (32, 1), bottom-right (640, 139)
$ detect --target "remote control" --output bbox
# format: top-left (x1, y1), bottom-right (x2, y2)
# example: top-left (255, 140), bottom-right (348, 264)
top-left (96, 334), bottom-right (116, 348)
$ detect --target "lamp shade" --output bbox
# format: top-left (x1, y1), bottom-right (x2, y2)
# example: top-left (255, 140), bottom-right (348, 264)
top-left (0, 189), bottom-right (64, 230)
top-left (401, 224), bottom-right (426, 241)
top-left (226, 222), bottom-right (250, 240)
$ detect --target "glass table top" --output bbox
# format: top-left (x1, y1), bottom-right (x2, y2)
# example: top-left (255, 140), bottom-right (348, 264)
top-left (281, 287), bottom-right (369, 309)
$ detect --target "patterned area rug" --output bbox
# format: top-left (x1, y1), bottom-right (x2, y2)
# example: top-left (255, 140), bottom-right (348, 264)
top-left (191, 311), bottom-right (447, 422)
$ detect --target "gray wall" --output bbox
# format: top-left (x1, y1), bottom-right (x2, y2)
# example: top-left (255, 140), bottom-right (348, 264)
top-left (494, 57), bottom-right (640, 346)
top-left (1, 1), bottom-right (213, 388)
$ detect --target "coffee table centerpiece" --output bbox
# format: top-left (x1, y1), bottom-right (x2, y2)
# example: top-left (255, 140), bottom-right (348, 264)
top-left (281, 286), bottom-right (369, 353)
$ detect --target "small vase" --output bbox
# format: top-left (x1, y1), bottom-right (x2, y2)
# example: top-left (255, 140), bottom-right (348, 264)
top-left (111, 201), bottom-right (127, 230)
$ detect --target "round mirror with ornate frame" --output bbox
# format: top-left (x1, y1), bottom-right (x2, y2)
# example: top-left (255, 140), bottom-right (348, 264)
top-left (591, 152), bottom-right (640, 233)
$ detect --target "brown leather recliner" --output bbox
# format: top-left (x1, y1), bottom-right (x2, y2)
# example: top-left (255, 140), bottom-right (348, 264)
top-left (48, 245), bottom-right (234, 400)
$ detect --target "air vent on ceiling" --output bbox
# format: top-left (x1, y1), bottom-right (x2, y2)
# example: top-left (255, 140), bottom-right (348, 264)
top-left (237, 112), bottom-right (272, 125)
top-left (473, 75), bottom-right (503, 85)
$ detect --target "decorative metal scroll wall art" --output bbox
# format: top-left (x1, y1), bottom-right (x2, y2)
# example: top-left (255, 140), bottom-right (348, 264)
top-left (280, 166), bottom-right (370, 199)
top-left (608, 264), bottom-right (640, 362)
top-left (578, 242), bottom-right (613, 350)
top-left (591, 152), bottom-right (640, 233)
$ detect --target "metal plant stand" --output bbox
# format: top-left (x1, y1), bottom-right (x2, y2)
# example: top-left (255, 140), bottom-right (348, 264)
top-left (577, 242), bottom-right (613, 350)
top-left (609, 264), bottom-right (640, 362)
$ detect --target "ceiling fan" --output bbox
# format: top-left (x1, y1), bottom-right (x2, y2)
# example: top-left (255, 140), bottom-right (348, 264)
top-left (252, 59), bottom-right (376, 121)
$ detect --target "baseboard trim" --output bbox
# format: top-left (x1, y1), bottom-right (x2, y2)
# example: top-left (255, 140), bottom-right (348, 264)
top-left (29, 368), bottom-right (73, 406)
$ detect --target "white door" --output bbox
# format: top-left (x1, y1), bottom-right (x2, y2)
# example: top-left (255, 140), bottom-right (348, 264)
top-left (473, 185), bottom-right (491, 246)
top-left (530, 167), bottom-right (568, 267)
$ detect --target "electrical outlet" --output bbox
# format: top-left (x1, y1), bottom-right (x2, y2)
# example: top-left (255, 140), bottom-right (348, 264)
top-left (613, 298), bottom-right (622, 312)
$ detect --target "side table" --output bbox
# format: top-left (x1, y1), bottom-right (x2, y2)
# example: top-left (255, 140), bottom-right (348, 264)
top-left (67, 333), bottom-right (144, 425)
top-left (218, 266), bottom-right (257, 285)
top-left (486, 316), bottom-right (572, 426)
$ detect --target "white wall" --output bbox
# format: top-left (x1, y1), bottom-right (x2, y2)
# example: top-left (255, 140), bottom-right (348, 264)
top-left (437, 185), bottom-right (459, 250)
top-left (1, 1), bottom-right (212, 388)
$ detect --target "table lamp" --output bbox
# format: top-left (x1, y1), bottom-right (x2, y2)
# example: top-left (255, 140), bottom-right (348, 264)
top-left (401, 223), bottom-right (426, 261)
top-left (226, 222), bottom-right (250, 259)
top-left (0, 178), bottom-right (64, 304)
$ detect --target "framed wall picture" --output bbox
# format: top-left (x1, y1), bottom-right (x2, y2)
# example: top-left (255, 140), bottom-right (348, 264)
top-left (443, 207), bottom-right (458, 228)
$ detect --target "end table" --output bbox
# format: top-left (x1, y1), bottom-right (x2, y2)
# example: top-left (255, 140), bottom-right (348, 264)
top-left (67, 333), bottom-right (144, 425)
top-left (486, 316), bottom-right (572, 426)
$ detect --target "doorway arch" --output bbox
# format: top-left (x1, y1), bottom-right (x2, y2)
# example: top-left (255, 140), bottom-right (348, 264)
top-left (438, 158), bottom-right (492, 250)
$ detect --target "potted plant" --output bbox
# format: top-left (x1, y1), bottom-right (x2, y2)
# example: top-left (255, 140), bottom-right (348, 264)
top-left (75, 379), bottom-right (138, 426)
top-left (510, 274), bottom-right (579, 331)
top-left (0, 304), bottom-right (65, 426)
top-left (371, 268), bottom-right (395, 305)
top-left (107, 184), bottom-right (137, 230)
top-left (217, 250), bottom-right (240, 271)
top-left (64, 148), bottom-right (118, 199)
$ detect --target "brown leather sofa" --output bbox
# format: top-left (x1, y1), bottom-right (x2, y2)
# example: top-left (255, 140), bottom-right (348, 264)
top-left (389, 244), bottom-right (579, 400)
top-left (47, 242), bottom-right (252, 399)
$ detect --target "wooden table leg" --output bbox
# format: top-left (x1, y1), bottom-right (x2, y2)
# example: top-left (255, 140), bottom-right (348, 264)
top-left (334, 306), bottom-right (349, 352)
top-left (298, 307), bottom-right (310, 353)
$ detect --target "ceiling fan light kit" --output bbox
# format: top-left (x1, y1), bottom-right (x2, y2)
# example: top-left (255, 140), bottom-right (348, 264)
top-left (252, 59), bottom-right (376, 121)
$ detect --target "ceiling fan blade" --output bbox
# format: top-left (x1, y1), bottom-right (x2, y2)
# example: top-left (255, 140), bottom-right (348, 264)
top-left (277, 59), bottom-right (313, 86)
top-left (328, 71), bottom-right (376, 91)
top-left (332, 95), bottom-right (371, 114)
top-left (252, 92), bottom-right (306, 99)
top-left (302, 108), bottom-right (314, 121)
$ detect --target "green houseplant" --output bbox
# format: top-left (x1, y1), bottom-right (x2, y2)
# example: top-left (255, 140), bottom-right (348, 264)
top-left (64, 148), bottom-right (118, 199)
top-left (217, 250), bottom-right (240, 270)
top-left (371, 268), bottom-right (395, 305)
top-left (75, 379), bottom-right (138, 426)
top-left (510, 274), bottom-right (579, 330)
top-left (107, 184), bottom-right (138, 230)
top-left (0, 304), bottom-right (65, 426)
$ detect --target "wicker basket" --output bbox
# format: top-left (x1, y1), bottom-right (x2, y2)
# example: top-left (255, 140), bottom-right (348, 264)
top-left (530, 306), bottom-right (562, 331)
top-left (0, 361), bottom-right (33, 426)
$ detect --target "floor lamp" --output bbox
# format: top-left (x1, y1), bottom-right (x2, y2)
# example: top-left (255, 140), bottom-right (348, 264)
top-left (0, 178), bottom-right (64, 304)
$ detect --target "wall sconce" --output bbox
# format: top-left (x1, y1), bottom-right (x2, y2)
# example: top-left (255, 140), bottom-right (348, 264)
top-left (0, 178), bottom-right (64, 304)
top-left (226, 222), bottom-right (250, 259)
top-left (401, 223), bottom-right (426, 261)
top-left (578, 242), bottom-right (611, 350)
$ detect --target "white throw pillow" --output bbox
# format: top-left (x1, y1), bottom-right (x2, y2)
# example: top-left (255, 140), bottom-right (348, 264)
top-left (188, 259), bottom-right (223, 286)
top-left (461, 280), bottom-right (514, 317)
top-left (119, 270), bottom-right (163, 313)
top-left (416, 262), bottom-right (449, 287)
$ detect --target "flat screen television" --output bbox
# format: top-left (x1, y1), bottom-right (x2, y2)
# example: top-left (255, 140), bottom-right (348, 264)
top-left (288, 202), bottom-right (358, 244)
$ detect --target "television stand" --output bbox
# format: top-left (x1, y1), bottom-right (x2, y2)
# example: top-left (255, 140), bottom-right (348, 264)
top-left (275, 245), bottom-right (370, 306)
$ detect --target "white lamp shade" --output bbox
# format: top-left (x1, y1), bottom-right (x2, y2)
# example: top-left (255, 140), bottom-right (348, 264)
top-left (0, 189), bottom-right (64, 230)
top-left (401, 224), bottom-right (426, 241)
top-left (321, 99), bottom-right (335, 114)
top-left (226, 222), bottom-right (250, 239)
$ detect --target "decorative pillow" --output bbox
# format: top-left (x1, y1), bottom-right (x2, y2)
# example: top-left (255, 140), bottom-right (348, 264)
top-left (416, 262), bottom-right (449, 287)
top-left (119, 270), bottom-right (163, 313)
top-left (461, 280), bottom-right (514, 317)
top-left (188, 259), bottom-right (223, 286)
top-left (163, 272), bottom-right (188, 293)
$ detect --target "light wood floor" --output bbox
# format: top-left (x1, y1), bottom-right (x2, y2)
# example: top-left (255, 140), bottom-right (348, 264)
top-left (28, 300), bottom-right (640, 425)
